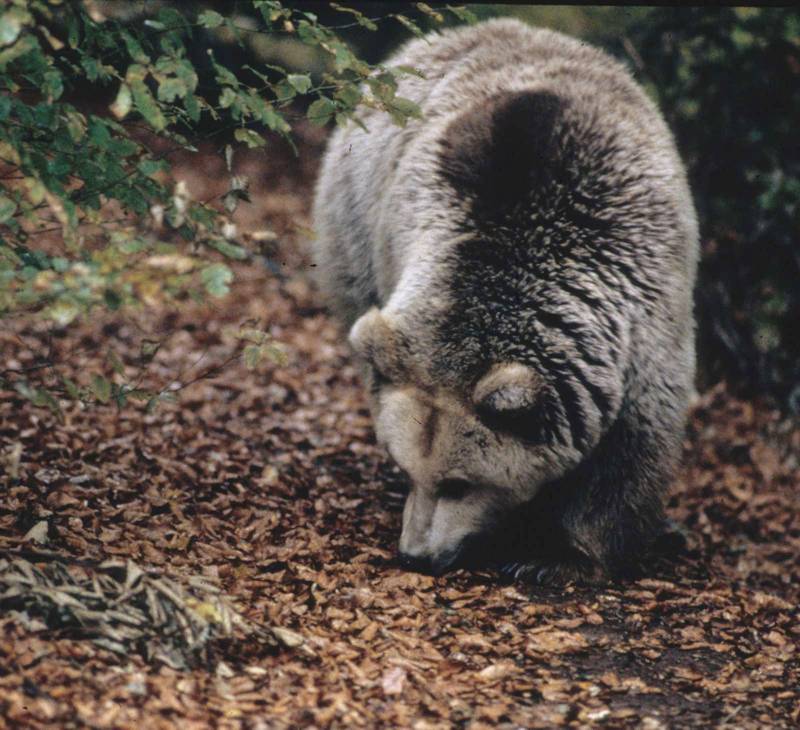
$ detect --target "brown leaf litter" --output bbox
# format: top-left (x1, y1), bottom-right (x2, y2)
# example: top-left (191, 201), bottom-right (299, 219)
top-left (1, 127), bottom-right (799, 728)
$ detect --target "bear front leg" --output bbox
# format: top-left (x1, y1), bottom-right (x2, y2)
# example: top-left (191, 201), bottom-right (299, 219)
top-left (501, 407), bottom-right (680, 586)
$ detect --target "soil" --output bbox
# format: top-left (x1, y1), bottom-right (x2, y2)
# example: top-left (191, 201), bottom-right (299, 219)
top-left (1, 124), bottom-right (798, 729)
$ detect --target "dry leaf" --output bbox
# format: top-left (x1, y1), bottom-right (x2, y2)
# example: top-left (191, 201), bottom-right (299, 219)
top-left (382, 666), bottom-right (407, 696)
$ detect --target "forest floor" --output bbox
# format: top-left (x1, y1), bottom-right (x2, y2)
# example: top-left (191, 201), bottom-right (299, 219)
top-left (1, 126), bottom-right (799, 729)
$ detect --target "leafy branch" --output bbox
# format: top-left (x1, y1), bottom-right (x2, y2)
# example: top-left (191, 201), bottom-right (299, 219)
top-left (0, 0), bottom-right (475, 412)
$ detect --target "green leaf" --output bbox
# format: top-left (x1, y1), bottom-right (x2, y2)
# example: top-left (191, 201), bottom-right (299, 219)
top-left (262, 106), bottom-right (291, 134)
top-left (62, 376), bottom-right (82, 401)
top-left (91, 374), bottom-right (112, 404)
top-left (287, 74), bottom-right (312, 94)
top-left (446, 6), bottom-right (479, 24)
top-left (141, 340), bottom-right (161, 362)
top-left (125, 63), bottom-right (148, 83)
top-left (125, 388), bottom-right (152, 402)
top-left (110, 83), bottom-right (133, 120)
top-left (66, 14), bottom-right (80, 48)
top-left (367, 72), bottom-right (398, 104)
top-left (329, 3), bottom-right (378, 31)
top-left (392, 14), bottom-right (425, 39)
top-left (0, 195), bottom-right (17, 223)
top-left (173, 59), bottom-right (199, 93)
top-left (198, 10), bottom-right (225, 28)
top-left (219, 87), bottom-right (238, 109)
top-left (15, 382), bottom-right (61, 416)
top-left (0, 34), bottom-right (37, 71)
top-left (201, 263), bottom-right (233, 297)
top-left (393, 64), bottom-right (426, 79)
top-left (416, 3), bottom-right (444, 23)
top-left (208, 238), bottom-right (248, 260)
top-left (184, 91), bottom-right (201, 122)
top-left (0, 9), bottom-right (30, 47)
top-left (390, 96), bottom-right (422, 120)
top-left (234, 128), bottom-right (266, 148)
top-left (137, 157), bottom-right (169, 176)
top-left (235, 327), bottom-right (268, 345)
top-left (307, 97), bottom-right (336, 126)
top-left (131, 80), bottom-right (167, 131)
top-left (158, 6), bottom-right (190, 33)
top-left (211, 59), bottom-right (238, 87)
top-left (273, 80), bottom-right (296, 101)
top-left (64, 110), bottom-right (86, 142)
top-left (243, 344), bottom-right (261, 369)
top-left (80, 56), bottom-right (101, 82)
top-left (40, 388), bottom-right (62, 417)
top-left (88, 117), bottom-right (111, 148)
top-left (188, 205), bottom-right (217, 228)
top-left (47, 300), bottom-right (80, 326)
top-left (121, 30), bottom-right (150, 64)
top-left (43, 70), bottom-right (64, 101)
top-left (108, 349), bottom-right (125, 375)
top-left (335, 83), bottom-right (362, 108)
top-left (51, 257), bottom-right (69, 273)
top-left (112, 383), bottom-right (130, 408)
top-left (329, 41), bottom-right (362, 73)
top-left (262, 342), bottom-right (288, 366)
top-left (157, 77), bottom-right (187, 103)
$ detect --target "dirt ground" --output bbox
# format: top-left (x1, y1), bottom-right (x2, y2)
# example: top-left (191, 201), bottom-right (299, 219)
top-left (1, 127), bottom-right (799, 729)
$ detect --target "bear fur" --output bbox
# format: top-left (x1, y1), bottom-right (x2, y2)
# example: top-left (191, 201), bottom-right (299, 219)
top-left (311, 18), bottom-right (698, 583)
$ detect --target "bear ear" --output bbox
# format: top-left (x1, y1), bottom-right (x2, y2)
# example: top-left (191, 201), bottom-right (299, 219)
top-left (348, 307), bottom-right (408, 381)
top-left (438, 89), bottom-right (564, 214)
top-left (472, 363), bottom-right (544, 416)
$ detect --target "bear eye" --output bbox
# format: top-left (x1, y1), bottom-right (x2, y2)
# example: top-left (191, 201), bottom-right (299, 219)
top-left (475, 401), bottom-right (548, 444)
top-left (374, 364), bottom-right (389, 383)
top-left (436, 478), bottom-right (473, 501)
top-left (368, 362), bottom-right (389, 391)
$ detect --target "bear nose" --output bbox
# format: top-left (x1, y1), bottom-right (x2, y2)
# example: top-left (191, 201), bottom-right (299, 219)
top-left (398, 551), bottom-right (434, 574)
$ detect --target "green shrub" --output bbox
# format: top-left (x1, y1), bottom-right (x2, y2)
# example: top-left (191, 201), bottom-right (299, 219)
top-left (0, 0), bottom-right (473, 412)
top-left (628, 8), bottom-right (800, 408)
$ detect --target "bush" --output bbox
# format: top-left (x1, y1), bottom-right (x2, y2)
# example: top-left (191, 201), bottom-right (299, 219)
top-left (0, 0), bottom-right (474, 412)
top-left (627, 8), bottom-right (800, 409)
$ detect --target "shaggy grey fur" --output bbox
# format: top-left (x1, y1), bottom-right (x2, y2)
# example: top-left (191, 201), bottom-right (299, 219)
top-left (312, 18), bottom-right (698, 583)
